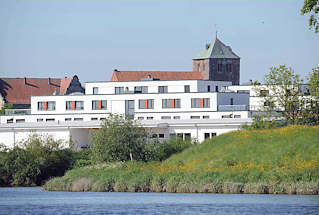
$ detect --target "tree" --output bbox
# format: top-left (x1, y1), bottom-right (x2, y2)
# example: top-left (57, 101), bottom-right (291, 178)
top-left (301, 67), bottom-right (319, 125)
top-left (89, 114), bottom-right (149, 163)
top-left (262, 65), bottom-right (304, 124)
top-left (308, 67), bottom-right (319, 99)
top-left (301, 0), bottom-right (319, 33)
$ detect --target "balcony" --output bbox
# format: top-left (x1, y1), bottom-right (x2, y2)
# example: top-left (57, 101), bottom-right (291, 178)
top-left (218, 105), bottom-right (249, 111)
top-left (3, 109), bottom-right (31, 116)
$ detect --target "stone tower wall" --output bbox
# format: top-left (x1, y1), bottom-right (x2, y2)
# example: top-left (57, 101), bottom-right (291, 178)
top-left (210, 58), bottom-right (240, 85)
top-left (192, 59), bottom-right (210, 80)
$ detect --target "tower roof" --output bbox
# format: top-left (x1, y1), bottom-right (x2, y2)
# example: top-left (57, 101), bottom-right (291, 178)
top-left (193, 37), bottom-right (240, 60)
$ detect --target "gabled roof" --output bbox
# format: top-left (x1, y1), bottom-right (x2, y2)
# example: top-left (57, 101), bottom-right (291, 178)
top-left (110, 70), bottom-right (202, 82)
top-left (0, 77), bottom-right (74, 106)
top-left (193, 37), bottom-right (240, 60)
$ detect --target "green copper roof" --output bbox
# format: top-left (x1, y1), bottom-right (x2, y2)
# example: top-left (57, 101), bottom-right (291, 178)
top-left (193, 37), bottom-right (240, 60)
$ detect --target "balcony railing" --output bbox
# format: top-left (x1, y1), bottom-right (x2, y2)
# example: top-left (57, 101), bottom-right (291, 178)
top-left (218, 105), bottom-right (249, 111)
top-left (4, 109), bottom-right (31, 116)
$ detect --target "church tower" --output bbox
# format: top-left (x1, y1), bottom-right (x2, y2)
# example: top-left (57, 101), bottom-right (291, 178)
top-left (192, 36), bottom-right (240, 85)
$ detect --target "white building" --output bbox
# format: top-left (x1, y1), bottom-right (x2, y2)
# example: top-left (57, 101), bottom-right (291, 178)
top-left (0, 79), bottom-right (253, 148)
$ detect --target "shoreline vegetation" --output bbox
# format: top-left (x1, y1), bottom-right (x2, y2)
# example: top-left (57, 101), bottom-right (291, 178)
top-left (44, 126), bottom-right (319, 195)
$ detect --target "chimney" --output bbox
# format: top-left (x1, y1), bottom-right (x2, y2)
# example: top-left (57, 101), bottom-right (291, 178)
top-left (24, 77), bottom-right (27, 85)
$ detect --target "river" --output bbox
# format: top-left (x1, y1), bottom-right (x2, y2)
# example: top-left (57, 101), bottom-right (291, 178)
top-left (0, 187), bottom-right (319, 215)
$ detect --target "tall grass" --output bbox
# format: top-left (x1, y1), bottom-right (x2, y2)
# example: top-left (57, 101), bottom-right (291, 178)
top-left (44, 126), bottom-right (319, 194)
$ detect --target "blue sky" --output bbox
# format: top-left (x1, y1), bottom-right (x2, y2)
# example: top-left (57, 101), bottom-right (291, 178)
top-left (0, 0), bottom-right (318, 84)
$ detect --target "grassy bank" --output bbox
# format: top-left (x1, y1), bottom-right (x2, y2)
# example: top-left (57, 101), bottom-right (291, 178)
top-left (44, 126), bottom-right (319, 194)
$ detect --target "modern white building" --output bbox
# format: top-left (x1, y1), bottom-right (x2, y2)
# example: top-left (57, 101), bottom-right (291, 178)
top-left (0, 79), bottom-right (253, 148)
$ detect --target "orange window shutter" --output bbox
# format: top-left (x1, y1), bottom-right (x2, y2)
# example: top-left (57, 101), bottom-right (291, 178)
top-left (72, 101), bottom-right (75, 110)
top-left (44, 102), bottom-right (47, 111)
top-left (200, 98), bottom-right (204, 108)
top-left (145, 100), bottom-right (148, 109)
top-left (98, 100), bottom-right (102, 110)
top-left (171, 99), bottom-right (175, 108)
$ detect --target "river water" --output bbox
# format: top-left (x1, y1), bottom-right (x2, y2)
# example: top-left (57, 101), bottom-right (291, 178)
top-left (0, 187), bottom-right (319, 215)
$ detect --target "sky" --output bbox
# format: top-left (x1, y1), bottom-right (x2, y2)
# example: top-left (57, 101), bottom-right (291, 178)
top-left (0, 0), bottom-right (318, 84)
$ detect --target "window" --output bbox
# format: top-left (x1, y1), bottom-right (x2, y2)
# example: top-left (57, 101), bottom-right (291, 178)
top-left (222, 115), bottom-right (232, 119)
top-left (74, 118), bottom-right (83, 121)
top-left (137, 117), bottom-right (144, 120)
top-left (38, 101), bottom-right (55, 111)
top-left (207, 85), bottom-right (211, 92)
top-left (226, 64), bottom-right (232, 73)
top-left (100, 118), bottom-right (106, 121)
top-left (66, 101), bottom-right (72, 110)
top-left (159, 134), bottom-right (165, 138)
top-left (205, 133), bottom-right (216, 140)
top-left (161, 116), bottom-right (171, 119)
top-left (65, 118), bottom-right (72, 121)
top-left (47, 102), bottom-right (55, 111)
top-left (184, 133), bottom-right (191, 140)
top-left (191, 98), bottom-right (210, 108)
top-left (203, 115), bottom-right (210, 119)
top-left (190, 116), bottom-right (200, 119)
top-left (92, 100), bottom-right (107, 110)
top-left (234, 115), bottom-right (241, 118)
top-left (147, 117), bottom-right (153, 120)
top-left (215, 86), bottom-right (219, 92)
top-left (151, 134), bottom-right (158, 138)
top-left (38, 102), bottom-right (45, 111)
top-left (37, 118), bottom-right (43, 122)
top-left (162, 99), bottom-right (181, 108)
top-left (66, 101), bottom-right (84, 110)
top-left (115, 87), bottom-right (124, 94)
top-left (139, 99), bottom-right (154, 109)
top-left (184, 85), bottom-right (190, 93)
top-left (75, 101), bottom-right (84, 110)
top-left (93, 87), bottom-right (98, 95)
top-left (218, 64), bottom-right (223, 72)
top-left (173, 116), bottom-right (180, 120)
top-left (158, 86), bottom-right (168, 93)
top-left (230, 98), bottom-right (234, 105)
top-left (46, 118), bottom-right (55, 122)
top-left (134, 86), bottom-right (148, 94)
top-left (125, 100), bottom-right (135, 119)
top-left (16, 119), bottom-right (25, 123)
top-left (91, 118), bottom-right (98, 121)
top-left (7, 119), bottom-right (13, 124)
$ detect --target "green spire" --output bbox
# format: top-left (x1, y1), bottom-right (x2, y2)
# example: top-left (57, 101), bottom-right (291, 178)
top-left (193, 37), bottom-right (240, 60)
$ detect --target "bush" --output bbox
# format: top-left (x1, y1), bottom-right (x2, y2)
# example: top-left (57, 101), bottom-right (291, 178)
top-left (0, 134), bottom-right (76, 186)
top-left (89, 114), bottom-right (192, 163)
top-left (90, 114), bottom-right (149, 162)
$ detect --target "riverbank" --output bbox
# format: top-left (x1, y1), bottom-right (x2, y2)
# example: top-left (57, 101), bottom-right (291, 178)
top-left (44, 126), bottom-right (319, 194)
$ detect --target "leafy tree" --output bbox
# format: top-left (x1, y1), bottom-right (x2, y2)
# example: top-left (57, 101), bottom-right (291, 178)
top-left (90, 114), bottom-right (149, 163)
top-left (262, 65), bottom-right (304, 124)
top-left (308, 67), bottom-right (319, 98)
top-left (0, 134), bottom-right (74, 186)
top-left (301, 67), bottom-right (319, 125)
top-left (301, 0), bottom-right (319, 33)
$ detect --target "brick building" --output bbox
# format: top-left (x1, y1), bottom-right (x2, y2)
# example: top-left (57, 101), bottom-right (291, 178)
top-left (192, 36), bottom-right (240, 85)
